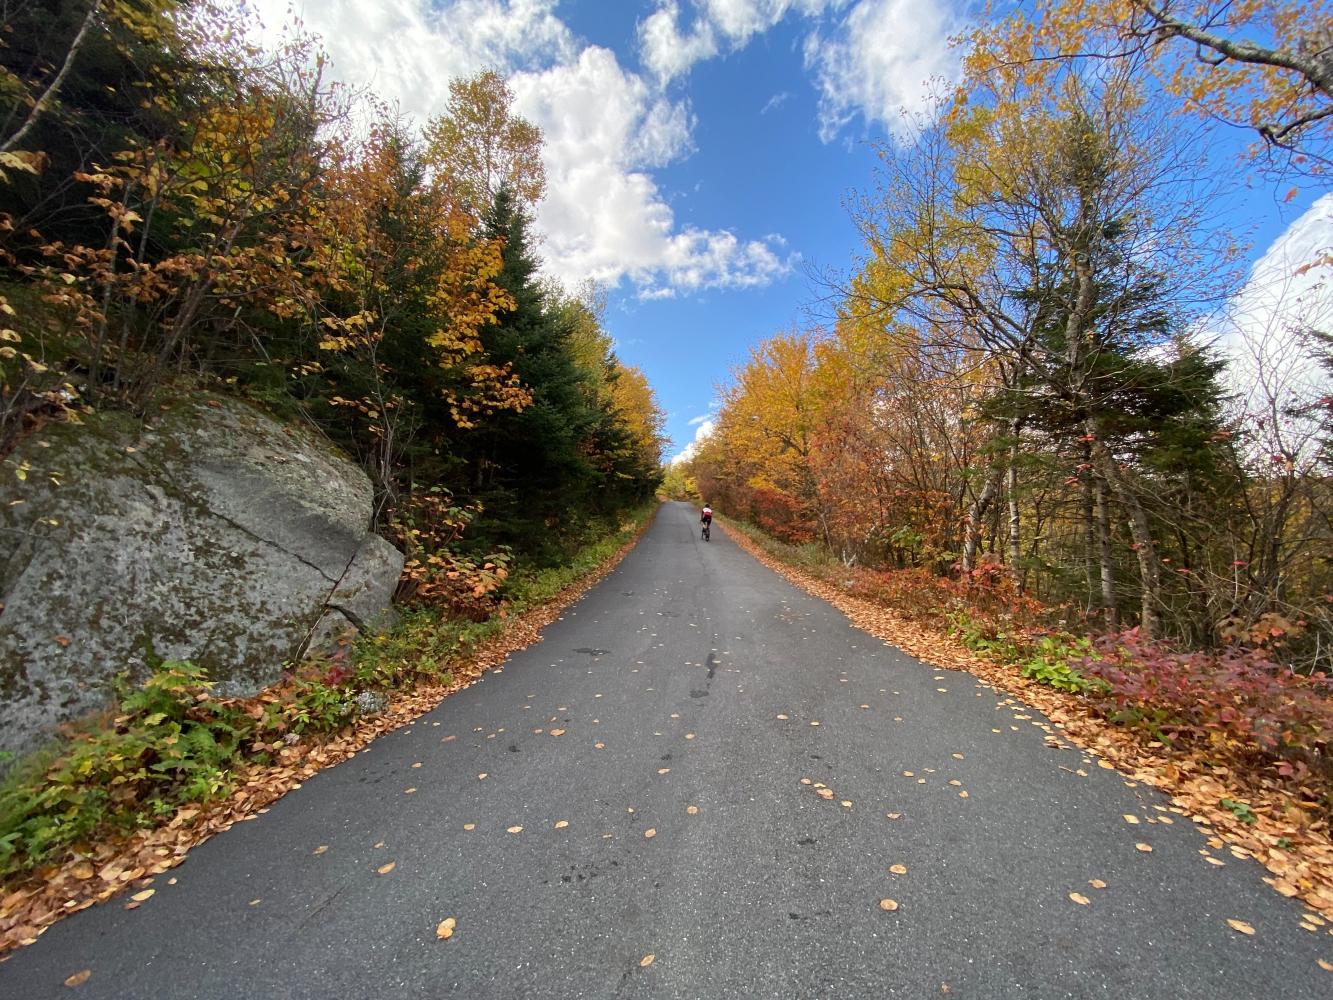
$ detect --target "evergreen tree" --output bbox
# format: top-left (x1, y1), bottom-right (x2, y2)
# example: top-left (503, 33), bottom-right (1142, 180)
top-left (465, 186), bottom-right (603, 553)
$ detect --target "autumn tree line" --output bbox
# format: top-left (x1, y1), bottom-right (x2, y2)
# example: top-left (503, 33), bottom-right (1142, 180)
top-left (686, 0), bottom-right (1333, 669)
top-left (0, 0), bottom-right (666, 589)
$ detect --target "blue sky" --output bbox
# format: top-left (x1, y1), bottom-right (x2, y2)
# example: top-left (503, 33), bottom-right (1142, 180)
top-left (247, 1), bottom-right (1328, 461)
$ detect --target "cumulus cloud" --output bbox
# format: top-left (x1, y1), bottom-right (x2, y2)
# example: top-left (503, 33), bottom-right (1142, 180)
top-left (671, 417), bottom-right (717, 463)
top-left (510, 47), bottom-right (791, 293)
top-left (244, 0), bottom-right (575, 122)
top-left (803, 0), bottom-right (960, 143)
top-left (1215, 193), bottom-right (1333, 452)
top-left (640, 2), bottom-right (718, 84)
top-left (243, 0), bottom-right (791, 296)
top-left (638, 0), bottom-right (846, 84)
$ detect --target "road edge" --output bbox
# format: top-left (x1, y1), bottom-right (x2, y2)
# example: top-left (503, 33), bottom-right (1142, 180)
top-left (718, 515), bottom-right (1333, 923)
top-left (0, 503), bottom-right (662, 958)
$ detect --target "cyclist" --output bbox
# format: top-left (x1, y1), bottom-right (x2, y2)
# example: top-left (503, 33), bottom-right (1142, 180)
top-left (700, 504), bottom-right (713, 539)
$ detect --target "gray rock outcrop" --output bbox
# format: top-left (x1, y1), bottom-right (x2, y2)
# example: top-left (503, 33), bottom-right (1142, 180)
top-left (0, 394), bottom-right (403, 758)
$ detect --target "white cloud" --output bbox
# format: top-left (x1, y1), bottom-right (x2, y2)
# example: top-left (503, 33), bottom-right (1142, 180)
top-left (761, 90), bottom-right (792, 114)
top-left (243, 0), bottom-right (791, 296)
top-left (803, 0), bottom-right (959, 143)
top-left (510, 47), bottom-right (792, 293)
top-left (672, 417), bottom-right (716, 463)
top-left (244, 0), bottom-right (575, 122)
top-left (687, 413), bottom-right (713, 425)
top-left (640, 2), bottom-right (718, 84)
top-left (1216, 193), bottom-right (1333, 458)
top-left (637, 0), bottom-right (846, 84)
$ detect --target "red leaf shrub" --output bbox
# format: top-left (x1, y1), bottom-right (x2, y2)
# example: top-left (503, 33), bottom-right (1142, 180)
top-left (1081, 629), bottom-right (1333, 765)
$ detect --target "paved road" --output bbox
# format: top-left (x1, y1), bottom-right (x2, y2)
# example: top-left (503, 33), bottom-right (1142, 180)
top-left (2, 501), bottom-right (1328, 998)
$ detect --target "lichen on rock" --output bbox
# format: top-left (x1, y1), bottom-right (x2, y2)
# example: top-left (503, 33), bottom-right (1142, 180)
top-left (0, 393), bottom-right (403, 758)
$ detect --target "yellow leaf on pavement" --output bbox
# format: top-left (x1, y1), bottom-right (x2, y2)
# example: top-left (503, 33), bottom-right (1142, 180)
top-left (64, 970), bottom-right (91, 987)
top-left (1226, 919), bottom-right (1255, 936)
top-left (436, 917), bottom-right (456, 940)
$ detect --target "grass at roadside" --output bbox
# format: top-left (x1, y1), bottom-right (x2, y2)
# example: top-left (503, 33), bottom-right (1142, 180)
top-left (0, 502), bottom-right (658, 889)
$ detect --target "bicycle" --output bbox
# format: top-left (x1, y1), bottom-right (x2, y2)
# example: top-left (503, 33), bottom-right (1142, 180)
top-left (700, 520), bottom-right (711, 541)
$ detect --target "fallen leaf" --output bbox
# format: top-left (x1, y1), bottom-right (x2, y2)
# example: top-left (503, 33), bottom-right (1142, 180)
top-left (810, 721), bottom-right (820, 727)
top-left (131, 889), bottom-right (154, 902)
top-left (412, 762), bottom-right (422, 769)
top-left (1205, 857), bottom-right (1225, 867)
top-left (1069, 892), bottom-right (1090, 905)
top-left (644, 828), bottom-right (657, 839)
top-left (555, 820), bottom-right (569, 829)
top-left (594, 742), bottom-right (605, 749)
top-left (952, 753), bottom-right (964, 759)
top-left (886, 812), bottom-right (902, 820)
top-left (841, 800), bottom-right (853, 808)
top-left (463, 823), bottom-right (475, 831)
top-left (404, 788), bottom-right (416, 795)
top-left (507, 826), bottom-right (523, 834)
top-left (686, 805), bottom-right (699, 815)
top-left (816, 788), bottom-right (834, 800)
top-left (879, 898), bottom-right (900, 911)
top-left (890, 864), bottom-right (908, 875)
top-left (1135, 843), bottom-right (1153, 853)
top-left (249, 899), bottom-right (261, 906)
top-left (64, 970), bottom-right (91, 987)
top-left (640, 954), bottom-right (655, 967)
top-left (550, 729), bottom-right (566, 737)
top-left (1226, 918), bottom-right (1255, 936)
top-left (1089, 879), bottom-right (1107, 889)
top-left (1123, 814), bottom-right (1140, 825)
top-left (799, 778), bottom-right (812, 785)
top-left (959, 791), bottom-right (969, 798)
top-left (377, 862), bottom-right (396, 875)
top-left (70, 863), bottom-right (94, 880)
top-left (1318, 958), bottom-right (1332, 972)
top-left (657, 768), bottom-right (670, 775)
top-left (313, 846), bottom-right (329, 855)
top-left (437, 916), bottom-right (456, 940)
top-left (776, 714), bottom-right (789, 720)
top-left (477, 773), bottom-right (488, 780)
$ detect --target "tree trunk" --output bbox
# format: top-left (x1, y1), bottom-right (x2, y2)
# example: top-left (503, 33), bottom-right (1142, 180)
top-left (961, 466), bottom-right (1002, 573)
top-left (1089, 428), bottom-right (1159, 637)
top-left (1, 2), bottom-right (102, 154)
top-left (1006, 422), bottom-right (1024, 591)
top-left (1094, 474), bottom-right (1118, 628)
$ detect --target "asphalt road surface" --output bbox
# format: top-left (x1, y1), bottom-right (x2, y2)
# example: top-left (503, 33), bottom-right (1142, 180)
top-left (2, 501), bottom-right (1328, 999)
